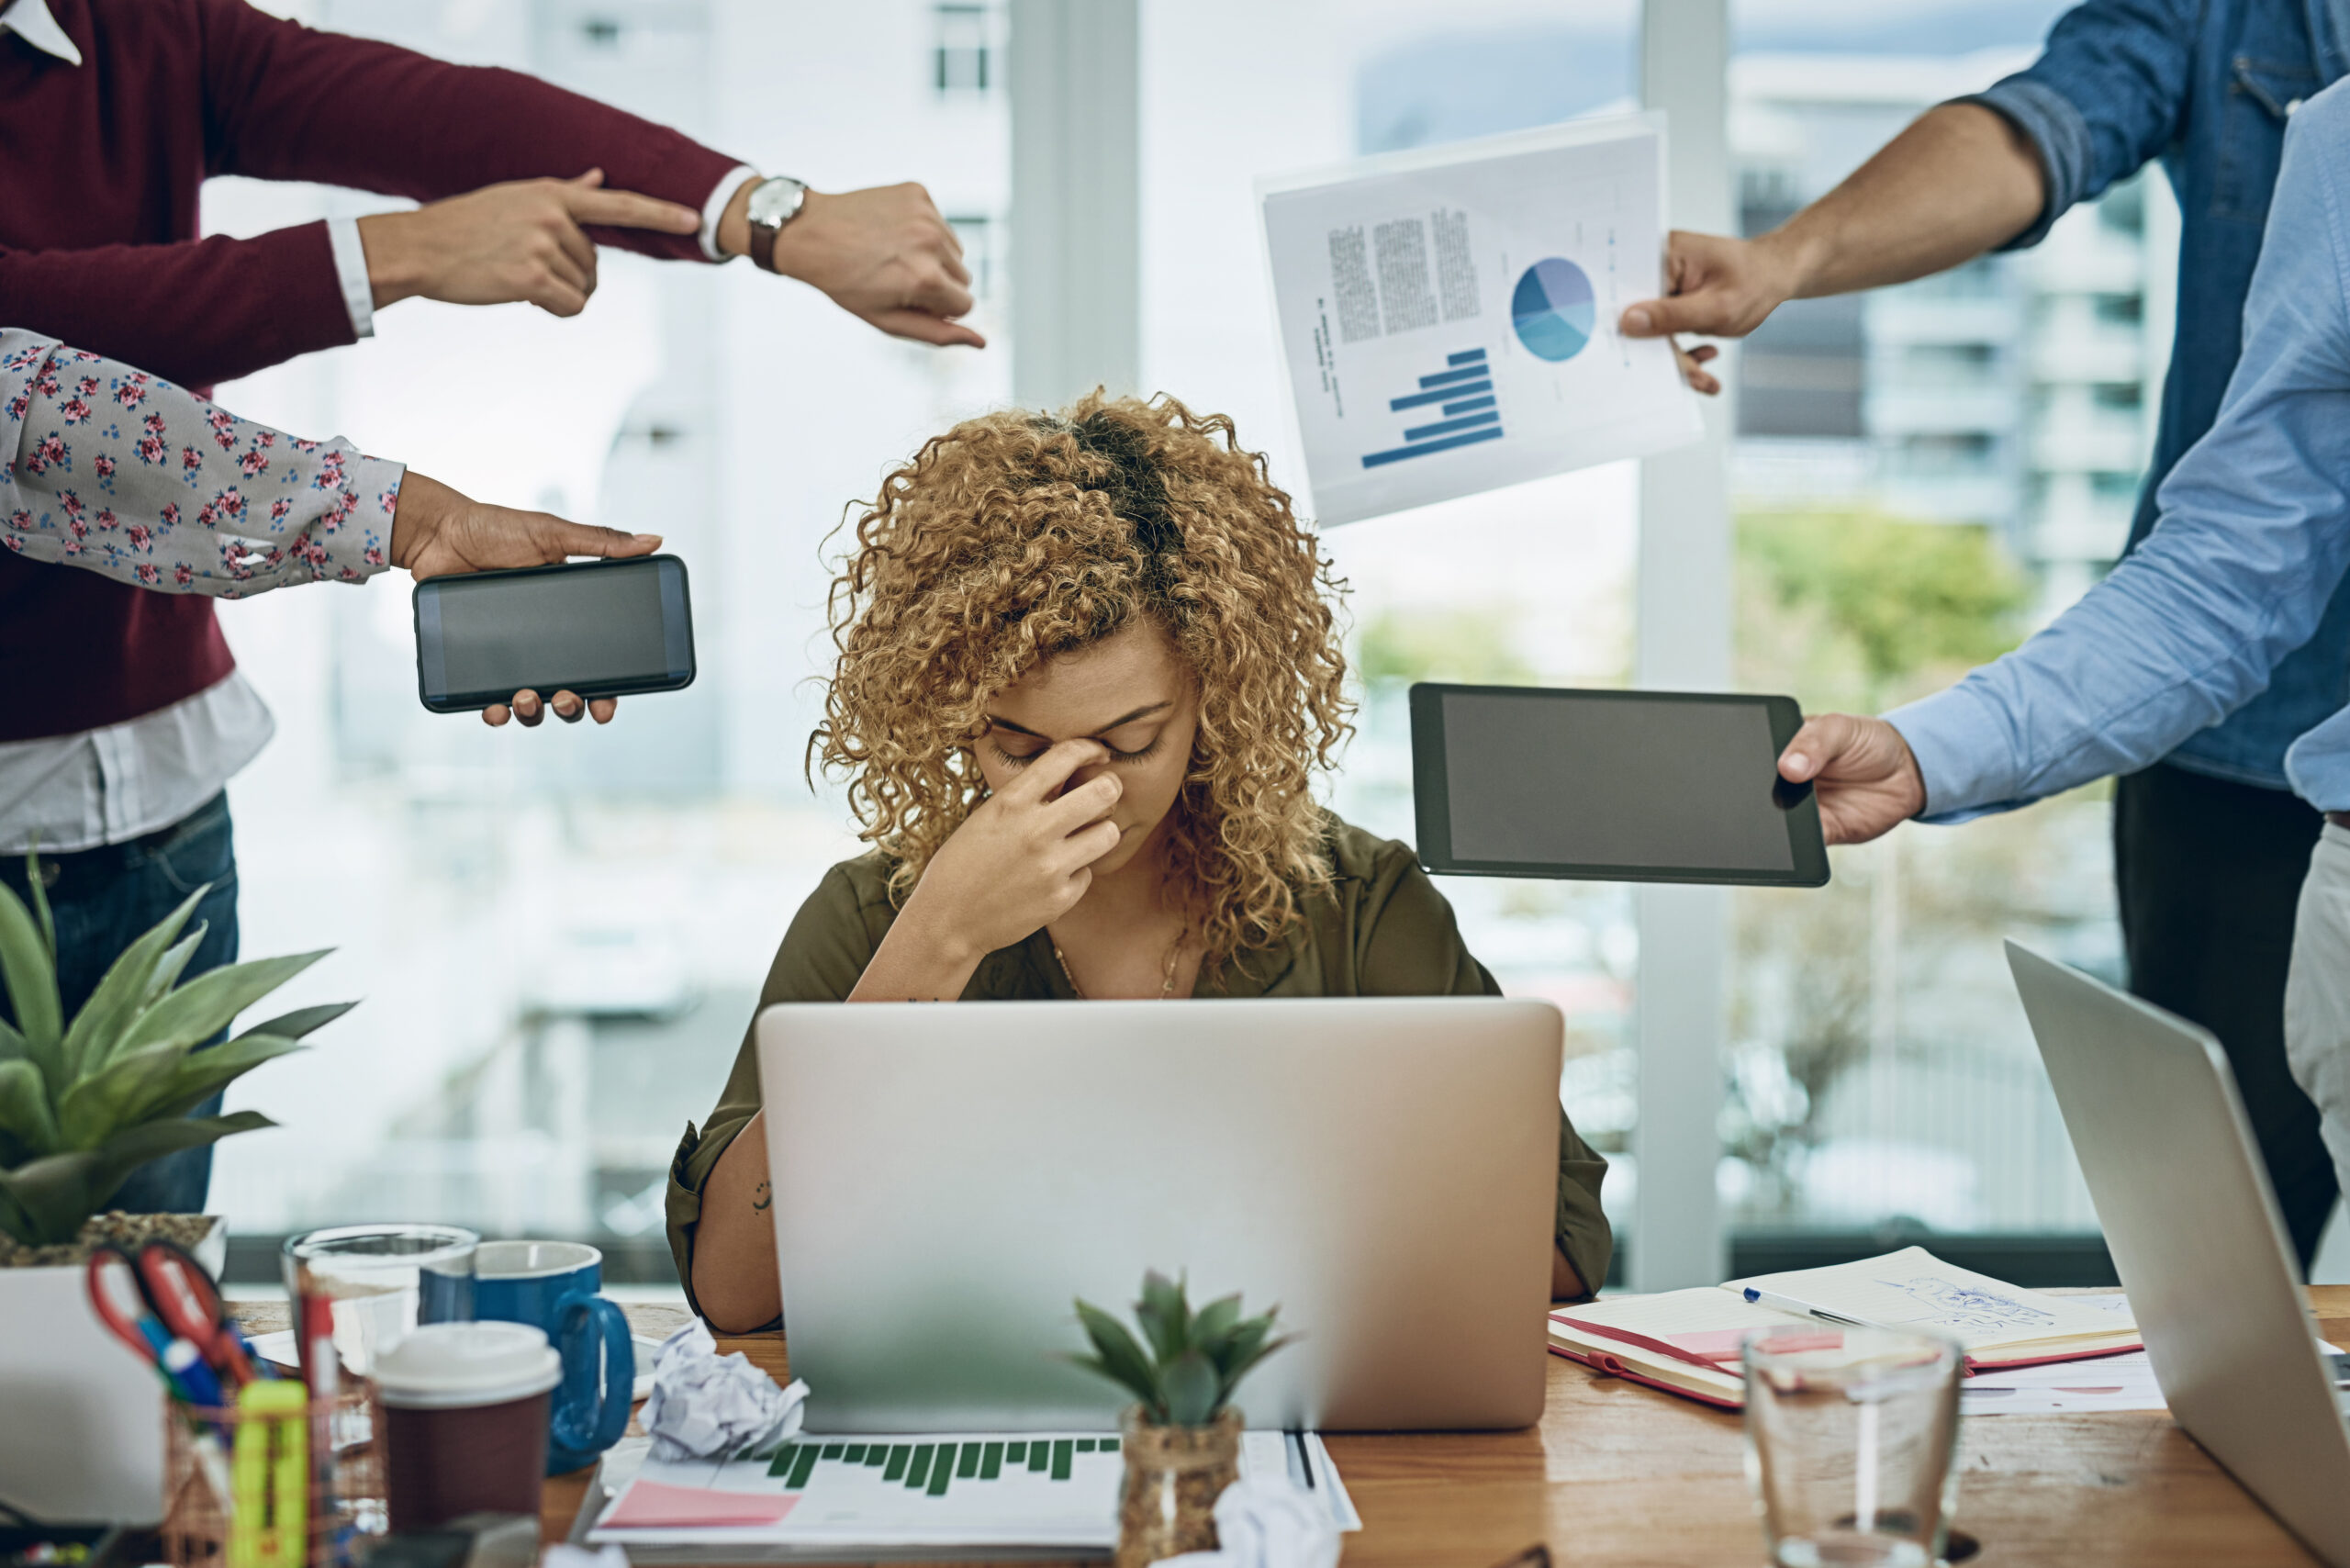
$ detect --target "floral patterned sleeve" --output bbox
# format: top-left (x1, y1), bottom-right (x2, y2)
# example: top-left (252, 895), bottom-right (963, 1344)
top-left (0, 328), bottom-right (406, 598)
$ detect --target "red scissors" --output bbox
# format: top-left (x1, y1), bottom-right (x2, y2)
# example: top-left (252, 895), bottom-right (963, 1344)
top-left (85, 1240), bottom-right (253, 1390)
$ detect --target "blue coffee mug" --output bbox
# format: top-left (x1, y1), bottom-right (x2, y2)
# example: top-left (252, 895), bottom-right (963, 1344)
top-left (424, 1239), bottom-right (632, 1474)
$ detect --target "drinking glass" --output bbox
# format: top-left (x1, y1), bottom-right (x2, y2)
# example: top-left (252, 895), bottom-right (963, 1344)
top-left (282, 1224), bottom-right (479, 1378)
top-left (1741, 1326), bottom-right (1964, 1568)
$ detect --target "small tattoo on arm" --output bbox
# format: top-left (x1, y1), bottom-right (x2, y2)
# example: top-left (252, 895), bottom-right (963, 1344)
top-left (752, 1180), bottom-right (772, 1214)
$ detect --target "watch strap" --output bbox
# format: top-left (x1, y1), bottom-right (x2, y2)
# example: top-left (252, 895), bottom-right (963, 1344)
top-left (745, 175), bottom-right (808, 274)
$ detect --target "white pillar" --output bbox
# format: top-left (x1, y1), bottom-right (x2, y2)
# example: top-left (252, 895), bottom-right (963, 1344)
top-left (1633, 0), bottom-right (1734, 1291)
top-left (1008, 0), bottom-right (1141, 409)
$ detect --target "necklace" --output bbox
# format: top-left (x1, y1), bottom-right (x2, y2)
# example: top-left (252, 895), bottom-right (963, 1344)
top-left (1053, 929), bottom-right (1184, 1000)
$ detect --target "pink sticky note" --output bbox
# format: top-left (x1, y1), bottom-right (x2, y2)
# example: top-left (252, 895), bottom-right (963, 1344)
top-left (603, 1480), bottom-right (800, 1529)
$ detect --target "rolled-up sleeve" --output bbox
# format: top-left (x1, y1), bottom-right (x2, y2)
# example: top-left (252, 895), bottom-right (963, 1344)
top-left (1955, 0), bottom-right (2198, 249)
top-left (0, 330), bottom-right (402, 596)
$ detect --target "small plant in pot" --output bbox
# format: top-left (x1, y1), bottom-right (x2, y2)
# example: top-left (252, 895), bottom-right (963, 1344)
top-left (0, 855), bottom-right (352, 1523)
top-left (1070, 1270), bottom-right (1294, 1568)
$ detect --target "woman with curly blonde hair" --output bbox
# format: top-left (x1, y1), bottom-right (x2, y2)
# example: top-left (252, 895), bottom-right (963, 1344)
top-left (669, 392), bottom-right (1610, 1331)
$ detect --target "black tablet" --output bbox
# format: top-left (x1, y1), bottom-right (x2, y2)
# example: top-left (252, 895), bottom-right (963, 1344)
top-left (1409, 683), bottom-right (1830, 887)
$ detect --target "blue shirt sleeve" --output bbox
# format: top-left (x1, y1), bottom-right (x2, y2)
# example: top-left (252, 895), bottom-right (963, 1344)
top-left (1958, 0), bottom-right (2199, 249)
top-left (1887, 81), bottom-right (2350, 818)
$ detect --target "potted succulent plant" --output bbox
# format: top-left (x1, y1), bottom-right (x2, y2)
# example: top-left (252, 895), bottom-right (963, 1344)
top-left (1070, 1271), bottom-right (1294, 1568)
top-left (0, 856), bottom-right (352, 1524)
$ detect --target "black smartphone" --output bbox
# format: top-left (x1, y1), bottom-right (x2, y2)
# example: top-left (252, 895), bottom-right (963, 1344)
top-left (412, 554), bottom-right (696, 713)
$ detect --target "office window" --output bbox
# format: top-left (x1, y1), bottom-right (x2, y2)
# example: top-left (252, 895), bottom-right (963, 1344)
top-left (934, 3), bottom-right (991, 95)
top-left (1140, 0), bottom-right (1643, 1244)
top-left (1727, 0), bottom-right (2135, 1253)
top-left (201, 0), bottom-right (1013, 1279)
top-left (946, 213), bottom-right (996, 299)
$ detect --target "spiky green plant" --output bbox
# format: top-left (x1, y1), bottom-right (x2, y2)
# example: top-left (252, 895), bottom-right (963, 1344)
top-left (1069, 1270), bottom-right (1294, 1428)
top-left (0, 853), bottom-right (352, 1247)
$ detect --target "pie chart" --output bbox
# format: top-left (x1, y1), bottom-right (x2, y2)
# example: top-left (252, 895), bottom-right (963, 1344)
top-left (1511, 257), bottom-right (1596, 362)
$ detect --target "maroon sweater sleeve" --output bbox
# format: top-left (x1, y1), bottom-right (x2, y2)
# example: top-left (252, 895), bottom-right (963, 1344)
top-left (195, 0), bottom-right (744, 257)
top-left (0, 0), bottom-right (745, 391)
top-left (0, 225), bottom-right (353, 391)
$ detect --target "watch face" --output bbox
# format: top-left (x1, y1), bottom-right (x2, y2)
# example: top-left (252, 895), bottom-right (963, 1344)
top-left (747, 177), bottom-right (806, 229)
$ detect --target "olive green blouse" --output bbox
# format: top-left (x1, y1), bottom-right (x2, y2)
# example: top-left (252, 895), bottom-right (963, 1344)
top-left (665, 813), bottom-right (1614, 1316)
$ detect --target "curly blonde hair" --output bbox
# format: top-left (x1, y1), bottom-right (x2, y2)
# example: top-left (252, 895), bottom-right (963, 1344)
top-left (814, 391), bottom-right (1353, 979)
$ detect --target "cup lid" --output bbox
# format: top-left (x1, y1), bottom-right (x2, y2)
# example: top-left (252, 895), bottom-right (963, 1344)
top-left (373, 1321), bottom-right (561, 1408)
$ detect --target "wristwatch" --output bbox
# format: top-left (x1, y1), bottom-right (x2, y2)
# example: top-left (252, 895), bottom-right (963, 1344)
top-left (744, 174), bottom-right (810, 273)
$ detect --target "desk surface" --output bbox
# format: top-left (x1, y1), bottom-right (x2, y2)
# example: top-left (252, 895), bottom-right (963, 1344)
top-left (243, 1289), bottom-right (2350, 1566)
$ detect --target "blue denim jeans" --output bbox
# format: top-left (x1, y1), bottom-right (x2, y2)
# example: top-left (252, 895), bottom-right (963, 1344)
top-left (0, 791), bottom-right (238, 1215)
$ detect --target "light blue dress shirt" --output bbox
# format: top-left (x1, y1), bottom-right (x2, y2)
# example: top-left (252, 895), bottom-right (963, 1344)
top-left (1890, 77), bottom-right (2350, 819)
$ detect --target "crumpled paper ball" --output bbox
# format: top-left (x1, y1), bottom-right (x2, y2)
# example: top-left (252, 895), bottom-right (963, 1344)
top-left (640, 1317), bottom-right (810, 1462)
top-left (1158, 1475), bottom-right (1341, 1568)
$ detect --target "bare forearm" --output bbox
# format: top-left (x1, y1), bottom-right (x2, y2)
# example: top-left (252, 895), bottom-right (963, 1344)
top-left (1767, 103), bottom-right (2044, 300)
top-left (692, 1112), bottom-right (781, 1332)
top-left (845, 902), bottom-right (987, 1002)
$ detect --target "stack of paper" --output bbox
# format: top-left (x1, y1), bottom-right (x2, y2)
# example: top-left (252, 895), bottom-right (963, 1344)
top-left (1959, 1351), bottom-right (2168, 1415)
top-left (1547, 1248), bottom-right (2142, 1409)
top-left (585, 1428), bottom-right (1358, 1562)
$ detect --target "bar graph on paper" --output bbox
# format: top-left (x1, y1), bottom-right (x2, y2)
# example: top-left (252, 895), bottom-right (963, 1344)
top-left (1259, 114), bottom-right (1701, 525)
top-left (589, 1428), bottom-right (1359, 1553)
top-left (1362, 347), bottom-right (1503, 468)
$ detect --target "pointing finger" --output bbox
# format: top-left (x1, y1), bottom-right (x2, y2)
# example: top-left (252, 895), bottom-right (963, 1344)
top-left (565, 185), bottom-right (703, 234)
top-left (869, 308), bottom-right (987, 349)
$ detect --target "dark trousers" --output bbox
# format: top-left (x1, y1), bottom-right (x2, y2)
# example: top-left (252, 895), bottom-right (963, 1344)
top-left (2115, 762), bottom-right (2334, 1266)
top-left (0, 790), bottom-right (238, 1215)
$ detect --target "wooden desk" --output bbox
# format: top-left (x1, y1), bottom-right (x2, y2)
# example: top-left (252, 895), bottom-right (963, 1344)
top-left (248, 1292), bottom-right (2350, 1566)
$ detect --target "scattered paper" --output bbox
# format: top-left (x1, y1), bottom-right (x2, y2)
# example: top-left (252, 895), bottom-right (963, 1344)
top-left (600, 1479), bottom-right (800, 1529)
top-left (640, 1318), bottom-right (809, 1462)
top-left (1160, 1476), bottom-right (1342, 1568)
top-left (1258, 113), bottom-right (1700, 527)
top-left (589, 1428), bottom-right (1359, 1554)
top-left (1959, 1351), bottom-right (2166, 1415)
top-left (541, 1546), bottom-right (629, 1568)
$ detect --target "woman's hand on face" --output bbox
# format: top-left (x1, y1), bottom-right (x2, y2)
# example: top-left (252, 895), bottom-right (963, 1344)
top-left (902, 738), bottom-right (1125, 961)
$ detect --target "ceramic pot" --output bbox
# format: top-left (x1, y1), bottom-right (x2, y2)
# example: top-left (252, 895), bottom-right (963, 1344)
top-left (0, 1216), bottom-right (227, 1525)
top-left (1114, 1405), bottom-right (1242, 1568)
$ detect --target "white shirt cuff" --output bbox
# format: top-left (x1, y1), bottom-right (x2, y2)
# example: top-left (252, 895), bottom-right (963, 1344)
top-left (327, 216), bottom-right (376, 340)
top-left (701, 164), bottom-right (762, 262)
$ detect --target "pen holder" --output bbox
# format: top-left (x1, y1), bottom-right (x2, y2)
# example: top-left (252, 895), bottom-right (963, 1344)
top-left (160, 1382), bottom-right (389, 1568)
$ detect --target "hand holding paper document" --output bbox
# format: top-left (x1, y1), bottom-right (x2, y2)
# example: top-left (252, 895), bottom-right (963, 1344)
top-left (1547, 1248), bottom-right (2142, 1408)
top-left (1258, 113), bottom-right (1702, 527)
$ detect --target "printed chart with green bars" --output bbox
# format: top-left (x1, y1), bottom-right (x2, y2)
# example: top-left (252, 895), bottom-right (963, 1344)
top-left (774, 1434), bottom-right (1116, 1493)
top-left (592, 1429), bottom-right (1357, 1555)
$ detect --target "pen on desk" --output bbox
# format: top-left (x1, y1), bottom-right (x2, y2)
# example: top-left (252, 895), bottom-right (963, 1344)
top-left (1741, 1287), bottom-right (1908, 1336)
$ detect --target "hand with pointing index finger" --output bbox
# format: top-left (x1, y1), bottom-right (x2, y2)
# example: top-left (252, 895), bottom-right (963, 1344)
top-left (357, 168), bottom-right (702, 319)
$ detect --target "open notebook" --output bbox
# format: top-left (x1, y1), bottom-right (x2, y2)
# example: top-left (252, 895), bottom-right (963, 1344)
top-left (1548, 1247), bottom-right (2142, 1410)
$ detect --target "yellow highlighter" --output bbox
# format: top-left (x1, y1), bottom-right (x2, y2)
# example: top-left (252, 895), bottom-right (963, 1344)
top-left (229, 1381), bottom-right (308, 1568)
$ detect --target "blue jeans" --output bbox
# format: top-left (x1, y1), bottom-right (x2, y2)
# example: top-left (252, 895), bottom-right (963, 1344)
top-left (0, 791), bottom-right (238, 1215)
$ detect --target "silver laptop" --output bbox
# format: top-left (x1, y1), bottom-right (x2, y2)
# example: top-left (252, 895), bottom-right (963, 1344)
top-left (755, 997), bottom-right (1565, 1432)
top-left (2008, 939), bottom-right (2350, 1566)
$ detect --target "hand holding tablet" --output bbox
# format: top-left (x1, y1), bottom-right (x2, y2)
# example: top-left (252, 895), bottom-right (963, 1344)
top-left (1409, 683), bottom-right (1830, 887)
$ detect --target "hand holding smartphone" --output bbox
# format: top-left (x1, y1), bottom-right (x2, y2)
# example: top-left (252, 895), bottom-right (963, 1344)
top-left (413, 555), bottom-right (696, 718)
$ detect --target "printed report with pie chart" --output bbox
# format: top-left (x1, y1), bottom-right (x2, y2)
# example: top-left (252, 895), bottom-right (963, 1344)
top-left (1258, 113), bottom-right (1702, 525)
